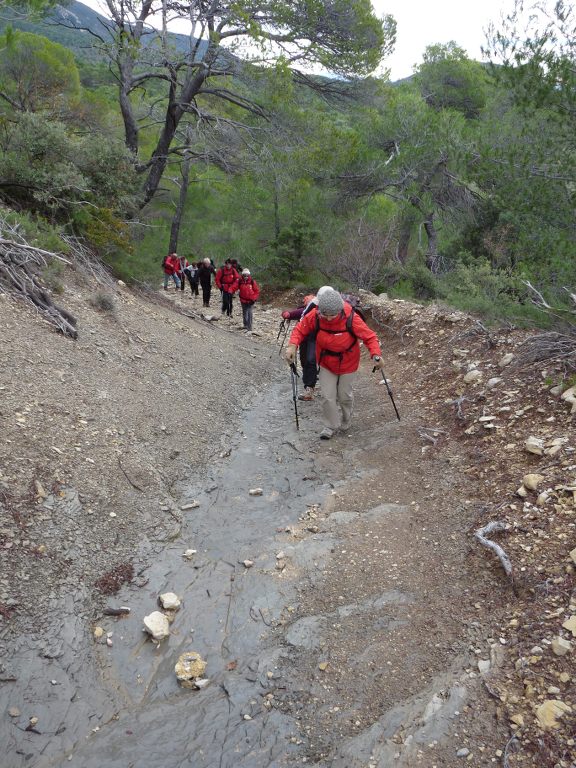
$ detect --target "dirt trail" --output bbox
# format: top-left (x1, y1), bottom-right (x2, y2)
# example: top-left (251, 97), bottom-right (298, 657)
top-left (1, 281), bottom-right (574, 768)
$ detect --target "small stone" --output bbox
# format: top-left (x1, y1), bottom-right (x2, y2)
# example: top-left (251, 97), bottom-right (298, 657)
top-left (478, 659), bottom-right (491, 674)
top-left (182, 549), bottom-right (197, 560)
top-left (159, 592), bottom-right (181, 611)
top-left (510, 713), bottom-right (524, 726)
top-left (570, 547), bottom-right (576, 566)
top-left (547, 686), bottom-right (561, 695)
top-left (463, 369), bottom-right (482, 384)
top-left (318, 662), bottom-right (329, 671)
top-left (93, 626), bottom-right (105, 640)
top-left (29, 716), bottom-right (38, 726)
top-left (525, 436), bottom-right (545, 455)
top-left (243, 714), bottom-right (252, 721)
top-left (242, 560), bottom-right (254, 568)
top-left (8, 707), bottom-right (20, 717)
top-left (456, 747), bottom-right (470, 757)
top-left (531, 645), bottom-right (544, 655)
top-left (559, 672), bottom-right (571, 683)
top-left (248, 488), bottom-right (263, 496)
top-left (143, 611), bottom-right (170, 641)
top-left (516, 485), bottom-right (528, 498)
top-left (536, 700), bottom-right (572, 730)
top-left (562, 616), bottom-right (576, 637)
top-left (522, 473), bottom-right (544, 491)
top-left (487, 377), bottom-right (502, 388)
top-left (175, 651), bottom-right (207, 688)
top-left (551, 636), bottom-right (572, 656)
top-left (498, 353), bottom-right (514, 368)
top-left (195, 678), bottom-right (210, 689)
top-left (180, 501), bottom-right (200, 510)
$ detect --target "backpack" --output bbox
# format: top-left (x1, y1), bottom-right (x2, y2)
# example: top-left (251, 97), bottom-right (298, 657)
top-left (315, 307), bottom-right (360, 363)
top-left (162, 255), bottom-right (168, 267)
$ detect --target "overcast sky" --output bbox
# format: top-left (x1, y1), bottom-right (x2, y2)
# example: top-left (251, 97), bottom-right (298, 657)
top-left (81, 0), bottom-right (515, 80)
top-left (372, 0), bottom-right (515, 78)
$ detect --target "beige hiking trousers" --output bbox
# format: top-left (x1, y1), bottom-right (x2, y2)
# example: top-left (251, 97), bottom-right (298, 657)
top-left (318, 367), bottom-right (356, 430)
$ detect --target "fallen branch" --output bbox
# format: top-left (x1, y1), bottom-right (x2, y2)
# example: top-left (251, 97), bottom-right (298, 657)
top-left (474, 520), bottom-right (513, 579)
top-left (418, 426), bottom-right (447, 445)
top-left (447, 395), bottom-right (468, 420)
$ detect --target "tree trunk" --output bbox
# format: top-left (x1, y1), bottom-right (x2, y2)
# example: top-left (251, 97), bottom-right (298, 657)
top-left (423, 213), bottom-right (440, 274)
top-left (395, 215), bottom-right (413, 264)
top-left (169, 144), bottom-right (192, 253)
top-left (273, 174), bottom-right (280, 239)
top-left (118, 60), bottom-right (139, 155)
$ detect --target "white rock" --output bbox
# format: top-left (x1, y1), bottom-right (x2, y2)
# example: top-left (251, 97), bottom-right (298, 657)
top-left (463, 369), bottom-right (482, 384)
top-left (550, 385), bottom-right (564, 396)
top-left (524, 436), bottom-right (545, 455)
top-left (143, 611), bottom-right (170, 641)
top-left (499, 353), bottom-right (514, 368)
top-left (487, 377), bottom-right (502, 388)
top-left (522, 473), bottom-right (544, 491)
top-left (182, 549), bottom-right (197, 560)
top-left (180, 501), bottom-right (200, 510)
top-left (551, 636), bottom-right (572, 656)
top-left (478, 659), bottom-right (491, 674)
top-left (570, 547), bottom-right (576, 566)
top-left (516, 485), bottom-right (528, 498)
top-left (456, 747), bottom-right (470, 757)
top-left (159, 592), bottom-right (181, 611)
top-left (248, 488), bottom-right (263, 496)
top-left (242, 560), bottom-right (254, 568)
top-left (561, 385), bottom-right (576, 413)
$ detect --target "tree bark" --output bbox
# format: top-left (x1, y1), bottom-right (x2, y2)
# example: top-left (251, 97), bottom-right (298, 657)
top-left (423, 213), bottom-right (440, 273)
top-left (169, 141), bottom-right (193, 253)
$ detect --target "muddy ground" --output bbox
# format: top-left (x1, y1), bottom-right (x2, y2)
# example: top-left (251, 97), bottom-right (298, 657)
top-left (0, 271), bottom-right (574, 768)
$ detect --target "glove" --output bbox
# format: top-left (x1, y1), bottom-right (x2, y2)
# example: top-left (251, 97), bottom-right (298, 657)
top-left (372, 356), bottom-right (385, 370)
top-left (285, 345), bottom-right (296, 364)
top-left (282, 311), bottom-right (290, 319)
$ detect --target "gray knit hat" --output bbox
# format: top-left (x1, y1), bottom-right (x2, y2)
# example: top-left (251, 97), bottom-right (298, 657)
top-left (317, 288), bottom-right (344, 317)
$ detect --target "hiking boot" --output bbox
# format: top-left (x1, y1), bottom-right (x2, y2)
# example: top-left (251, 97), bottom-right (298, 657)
top-left (319, 427), bottom-right (334, 440)
top-left (340, 420), bottom-right (351, 432)
top-left (298, 388), bottom-right (315, 402)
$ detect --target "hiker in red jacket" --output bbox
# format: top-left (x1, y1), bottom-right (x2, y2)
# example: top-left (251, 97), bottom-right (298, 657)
top-left (285, 287), bottom-right (385, 439)
top-left (162, 252), bottom-right (181, 290)
top-left (215, 259), bottom-right (239, 317)
top-left (281, 292), bottom-right (318, 400)
top-left (238, 269), bottom-right (260, 330)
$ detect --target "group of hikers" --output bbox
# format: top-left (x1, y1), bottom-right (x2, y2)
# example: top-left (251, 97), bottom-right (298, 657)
top-left (162, 252), bottom-right (392, 439)
top-left (162, 254), bottom-right (260, 331)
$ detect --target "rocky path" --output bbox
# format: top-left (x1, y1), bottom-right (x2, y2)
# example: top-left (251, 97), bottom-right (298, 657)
top-left (2, 286), bottom-right (574, 768)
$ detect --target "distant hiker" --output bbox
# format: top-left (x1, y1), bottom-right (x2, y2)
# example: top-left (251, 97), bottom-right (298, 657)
top-left (285, 287), bottom-right (385, 439)
top-left (238, 269), bottom-right (260, 331)
top-left (231, 258), bottom-right (242, 274)
top-left (176, 255), bottom-right (191, 292)
top-left (162, 252), bottom-right (181, 290)
top-left (197, 257), bottom-right (216, 307)
top-left (215, 259), bottom-right (239, 317)
top-left (181, 259), bottom-right (199, 296)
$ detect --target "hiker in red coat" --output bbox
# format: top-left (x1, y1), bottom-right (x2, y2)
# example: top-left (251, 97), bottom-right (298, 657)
top-left (238, 269), bottom-right (260, 330)
top-left (285, 287), bottom-right (385, 439)
top-left (215, 259), bottom-right (239, 317)
top-left (281, 292), bottom-right (318, 400)
top-left (162, 252), bottom-right (181, 290)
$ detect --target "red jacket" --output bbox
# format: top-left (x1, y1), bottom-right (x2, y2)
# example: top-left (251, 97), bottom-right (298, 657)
top-left (176, 257), bottom-right (190, 275)
top-left (216, 266), bottom-right (239, 293)
top-left (163, 254), bottom-right (179, 275)
top-left (289, 304), bottom-right (381, 375)
top-left (238, 276), bottom-right (260, 304)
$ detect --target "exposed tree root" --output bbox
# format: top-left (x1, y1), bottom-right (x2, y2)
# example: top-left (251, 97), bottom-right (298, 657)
top-left (474, 520), bottom-right (514, 580)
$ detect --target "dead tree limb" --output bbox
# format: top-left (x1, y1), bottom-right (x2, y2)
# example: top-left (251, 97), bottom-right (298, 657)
top-left (474, 520), bottom-right (513, 579)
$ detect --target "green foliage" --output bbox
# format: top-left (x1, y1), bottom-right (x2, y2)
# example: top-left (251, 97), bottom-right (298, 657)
top-left (415, 42), bottom-right (489, 118)
top-left (0, 111), bottom-right (138, 229)
top-left (89, 291), bottom-right (116, 312)
top-left (0, 30), bottom-right (80, 113)
top-left (266, 214), bottom-right (320, 285)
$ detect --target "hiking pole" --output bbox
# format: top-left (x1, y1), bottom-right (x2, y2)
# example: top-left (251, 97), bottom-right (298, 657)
top-left (278, 321), bottom-right (291, 355)
top-left (373, 365), bottom-right (401, 421)
top-left (289, 362), bottom-right (300, 430)
top-left (276, 319), bottom-right (285, 341)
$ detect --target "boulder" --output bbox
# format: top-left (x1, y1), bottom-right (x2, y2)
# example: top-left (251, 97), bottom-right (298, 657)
top-left (159, 592), bottom-right (181, 611)
top-left (536, 700), bottom-right (572, 730)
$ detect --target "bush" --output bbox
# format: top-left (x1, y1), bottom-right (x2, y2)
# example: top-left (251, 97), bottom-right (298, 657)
top-left (89, 292), bottom-right (116, 312)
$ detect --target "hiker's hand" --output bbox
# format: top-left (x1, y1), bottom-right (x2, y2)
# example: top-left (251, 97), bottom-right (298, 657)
top-left (372, 356), bottom-right (385, 370)
top-left (282, 311), bottom-right (290, 319)
top-left (285, 345), bottom-right (296, 365)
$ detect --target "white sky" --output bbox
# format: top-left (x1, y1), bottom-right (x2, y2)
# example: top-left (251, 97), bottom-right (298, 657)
top-left (81, 0), bottom-right (516, 80)
top-left (374, 0), bottom-right (516, 78)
